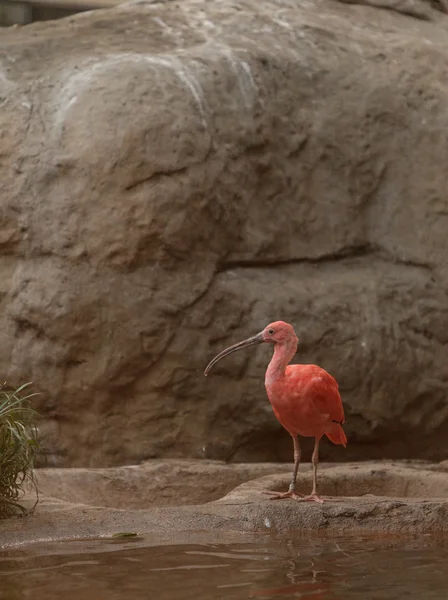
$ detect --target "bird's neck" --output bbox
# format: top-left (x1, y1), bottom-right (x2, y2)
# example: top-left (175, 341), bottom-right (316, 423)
top-left (265, 339), bottom-right (298, 385)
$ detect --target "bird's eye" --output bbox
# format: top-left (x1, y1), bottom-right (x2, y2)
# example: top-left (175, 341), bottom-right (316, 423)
top-left (268, 328), bottom-right (275, 335)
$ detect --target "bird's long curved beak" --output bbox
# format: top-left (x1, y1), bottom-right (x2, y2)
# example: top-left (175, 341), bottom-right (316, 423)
top-left (204, 332), bottom-right (265, 376)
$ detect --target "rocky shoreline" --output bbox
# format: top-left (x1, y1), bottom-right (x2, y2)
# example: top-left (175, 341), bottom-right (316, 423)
top-left (1, 460), bottom-right (447, 548)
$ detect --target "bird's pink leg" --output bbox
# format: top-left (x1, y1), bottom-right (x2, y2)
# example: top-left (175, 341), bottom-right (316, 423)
top-left (302, 436), bottom-right (324, 504)
top-left (264, 435), bottom-right (304, 500)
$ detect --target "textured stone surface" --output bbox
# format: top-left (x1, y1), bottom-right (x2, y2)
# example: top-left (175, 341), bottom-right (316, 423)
top-left (2, 461), bottom-right (448, 547)
top-left (0, 0), bottom-right (448, 466)
top-left (34, 459), bottom-right (293, 508)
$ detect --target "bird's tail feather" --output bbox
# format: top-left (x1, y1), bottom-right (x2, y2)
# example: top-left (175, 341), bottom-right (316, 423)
top-left (326, 423), bottom-right (347, 448)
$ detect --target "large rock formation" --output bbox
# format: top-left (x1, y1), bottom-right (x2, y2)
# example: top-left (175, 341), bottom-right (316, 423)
top-left (0, 0), bottom-right (448, 467)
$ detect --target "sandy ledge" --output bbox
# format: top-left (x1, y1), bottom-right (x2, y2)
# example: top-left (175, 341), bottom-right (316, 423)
top-left (1, 460), bottom-right (448, 548)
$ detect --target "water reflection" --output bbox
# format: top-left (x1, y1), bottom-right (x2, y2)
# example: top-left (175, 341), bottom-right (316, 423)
top-left (0, 534), bottom-right (447, 600)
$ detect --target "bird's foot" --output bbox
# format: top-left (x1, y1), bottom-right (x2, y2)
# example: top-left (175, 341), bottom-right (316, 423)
top-left (301, 493), bottom-right (324, 504)
top-left (263, 489), bottom-right (305, 501)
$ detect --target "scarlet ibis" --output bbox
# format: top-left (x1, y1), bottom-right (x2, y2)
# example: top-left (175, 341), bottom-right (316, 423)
top-left (204, 320), bottom-right (347, 503)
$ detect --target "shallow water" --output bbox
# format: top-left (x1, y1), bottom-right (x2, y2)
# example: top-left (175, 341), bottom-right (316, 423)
top-left (1, 533), bottom-right (448, 600)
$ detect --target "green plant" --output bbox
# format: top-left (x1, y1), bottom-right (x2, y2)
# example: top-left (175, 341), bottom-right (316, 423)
top-left (0, 382), bottom-right (39, 518)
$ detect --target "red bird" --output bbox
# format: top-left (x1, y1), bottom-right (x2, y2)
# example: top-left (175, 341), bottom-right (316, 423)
top-left (204, 320), bottom-right (347, 503)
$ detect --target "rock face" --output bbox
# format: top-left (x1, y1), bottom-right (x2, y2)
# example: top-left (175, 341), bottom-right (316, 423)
top-left (0, 0), bottom-right (448, 466)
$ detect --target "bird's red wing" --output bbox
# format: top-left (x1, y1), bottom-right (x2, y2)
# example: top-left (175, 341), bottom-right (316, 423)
top-left (285, 365), bottom-right (345, 424)
top-left (304, 374), bottom-right (345, 424)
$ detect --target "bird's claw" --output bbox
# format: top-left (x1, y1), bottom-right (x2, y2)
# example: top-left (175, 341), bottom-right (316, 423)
top-left (263, 490), bottom-right (305, 501)
top-left (300, 493), bottom-right (324, 504)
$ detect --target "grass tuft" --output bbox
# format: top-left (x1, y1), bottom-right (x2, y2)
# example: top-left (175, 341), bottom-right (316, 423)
top-left (0, 382), bottom-right (40, 518)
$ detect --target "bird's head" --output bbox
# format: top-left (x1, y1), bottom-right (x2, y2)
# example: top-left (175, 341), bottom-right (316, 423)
top-left (204, 320), bottom-right (298, 376)
top-left (261, 320), bottom-right (298, 345)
